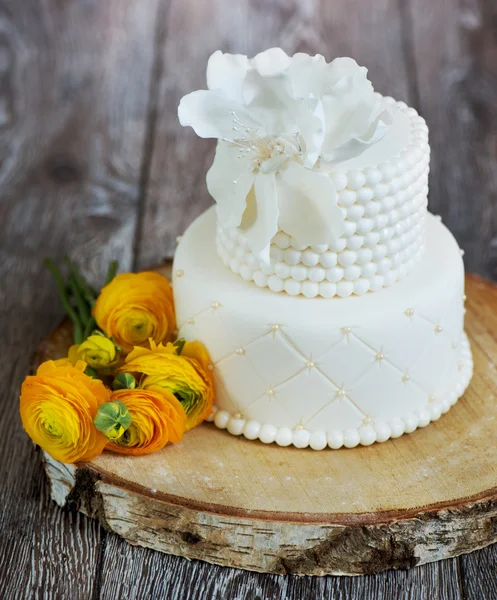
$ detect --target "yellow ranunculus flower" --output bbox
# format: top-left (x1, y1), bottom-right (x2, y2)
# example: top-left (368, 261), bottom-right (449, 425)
top-left (20, 360), bottom-right (109, 463)
top-left (93, 272), bottom-right (176, 354)
top-left (69, 334), bottom-right (117, 369)
top-left (119, 340), bottom-right (214, 431)
top-left (106, 388), bottom-right (186, 455)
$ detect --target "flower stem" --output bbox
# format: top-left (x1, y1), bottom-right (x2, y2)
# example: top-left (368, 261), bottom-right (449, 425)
top-left (68, 274), bottom-right (91, 330)
top-left (64, 256), bottom-right (97, 308)
top-left (83, 316), bottom-right (97, 340)
top-left (44, 259), bottom-right (84, 344)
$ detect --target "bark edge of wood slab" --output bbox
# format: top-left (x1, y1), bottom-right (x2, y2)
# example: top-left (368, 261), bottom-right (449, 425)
top-left (35, 268), bottom-right (497, 576)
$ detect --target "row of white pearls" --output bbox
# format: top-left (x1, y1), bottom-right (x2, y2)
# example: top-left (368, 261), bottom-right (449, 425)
top-left (211, 337), bottom-right (472, 450)
top-left (217, 211), bottom-right (425, 279)
top-left (217, 229), bottom-right (424, 298)
top-left (218, 242), bottom-right (423, 298)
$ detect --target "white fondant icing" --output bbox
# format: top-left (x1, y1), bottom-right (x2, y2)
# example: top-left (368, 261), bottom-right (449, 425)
top-left (173, 208), bottom-right (473, 450)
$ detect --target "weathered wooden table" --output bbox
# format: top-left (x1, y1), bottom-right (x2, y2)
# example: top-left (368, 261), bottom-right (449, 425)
top-left (1, 0), bottom-right (496, 598)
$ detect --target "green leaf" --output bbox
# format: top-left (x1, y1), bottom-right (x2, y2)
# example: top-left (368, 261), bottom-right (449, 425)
top-left (105, 261), bottom-right (119, 285)
top-left (173, 338), bottom-right (186, 355)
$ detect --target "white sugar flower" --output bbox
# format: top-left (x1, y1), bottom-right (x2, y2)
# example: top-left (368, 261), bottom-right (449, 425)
top-left (178, 48), bottom-right (391, 261)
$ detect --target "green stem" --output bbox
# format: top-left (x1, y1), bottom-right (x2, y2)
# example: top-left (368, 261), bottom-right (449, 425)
top-left (44, 259), bottom-right (84, 344)
top-left (64, 256), bottom-right (97, 308)
top-left (83, 316), bottom-right (97, 340)
top-left (105, 261), bottom-right (119, 285)
top-left (68, 274), bottom-right (91, 329)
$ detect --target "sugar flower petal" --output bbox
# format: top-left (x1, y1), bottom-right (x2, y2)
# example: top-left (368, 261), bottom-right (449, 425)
top-left (277, 161), bottom-right (343, 246)
top-left (207, 50), bottom-right (249, 102)
top-left (206, 141), bottom-right (255, 229)
top-left (178, 89), bottom-right (259, 140)
top-left (240, 172), bottom-right (279, 262)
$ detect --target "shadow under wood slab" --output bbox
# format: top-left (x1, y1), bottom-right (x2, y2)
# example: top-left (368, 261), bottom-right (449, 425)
top-left (34, 269), bottom-right (497, 576)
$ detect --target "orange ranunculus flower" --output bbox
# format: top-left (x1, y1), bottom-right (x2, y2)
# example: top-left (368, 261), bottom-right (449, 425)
top-left (119, 340), bottom-right (214, 431)
top-left (93, 272), bottom-right (176, 354)
top-left (105, 388), bottom-right (186, 455)
top-left (20, 360), bottom-right (109, 463)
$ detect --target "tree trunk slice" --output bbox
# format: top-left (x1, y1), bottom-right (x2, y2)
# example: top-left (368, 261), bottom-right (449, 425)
top-left (33, 269), bottom-right (497, 576)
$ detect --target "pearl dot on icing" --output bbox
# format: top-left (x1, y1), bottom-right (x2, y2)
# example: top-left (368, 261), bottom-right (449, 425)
top-left (343, 429), bottom-right (361, 448)
top-left (235, 347), bottom-right (245, 355)
top-left (291, 265), bottom-right (307, 281)
top-left (339, 189), bottom-right (357, 207)
top-left (375, 422), bottom-right (391, 443)
top-left (259, 424), bottom-right (277, 444)
top-left (275, 427), bottom-right (293, 446)
top-left (186, 318), bottom-right (195, 325)
top-left (211, 301), bottom-right (221, 309)
top-left (402, 373), bottom-right (411, 382)
top-left (227, 417), bottom-right (245, 436)
top-left (359, 426), bottom-right (377, 446)
top-left (293, 429), bottom-right (310, 448)
top-left (405, 308), bottom-right (415, 317)
top-left (390, 417), bottom-right (406, 438)
top-left (336, 388), bottom-right (347, 398)
top-left (175, 269), bottom-right (184, 278)
top-left (435, 325), bottom-right (443, 333)
top-left (319, 251), bottom-right (337, 268)
top-left (214, 410), bottom-right (230, 429)
top-left (243, 420), bottom-right (261, 440)
top-left (265, 387), bottom-right (275, 397)
top-left (337, 281), bottom-right (354, 297)
top-left (302, 250), bottom-right (320, 267)
top-left (284, 278), bottom-right (301, 296)
top-left (275, 262), bottom-right (291, 279)
top-left (347, 170), bottom-right (366, 190)
top-left (319, 281), bottom-right (337, 298)
top-left (267, 275), bottom-right (284, 293)
top-left (328, 430), bottom-right (344, 449)
top-left (310, 431), bottom-right (327, 451)
top-left (375, 352), bottom-right (385, 361)
top-left (253, 271), bottom-right (268, 287)
top-left (302, 281), bottom-right (319, 298)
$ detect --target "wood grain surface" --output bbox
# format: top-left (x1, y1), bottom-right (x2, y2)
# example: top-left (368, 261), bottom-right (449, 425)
top-left (0, 0), bottom-right (496, 597)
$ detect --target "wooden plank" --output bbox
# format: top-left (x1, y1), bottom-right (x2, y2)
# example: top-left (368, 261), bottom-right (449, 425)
top-left (461, 546), bottom-right (497, 600)
top-left (407, 0), bottom-right (497, 279)
top-left (134, 0), bottom-right (413, 270)
top-left (0, 0), bottom-right (159, 598)
top-left (98, 543), bottom-right (463, 599)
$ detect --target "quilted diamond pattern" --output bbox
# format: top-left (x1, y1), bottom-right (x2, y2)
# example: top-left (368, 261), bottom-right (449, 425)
top-left (179, 297), bottom-right (465, 430)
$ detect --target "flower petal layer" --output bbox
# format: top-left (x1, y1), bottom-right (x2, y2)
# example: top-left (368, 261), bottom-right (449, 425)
top-left (277, 161), bottom-right (343, 246)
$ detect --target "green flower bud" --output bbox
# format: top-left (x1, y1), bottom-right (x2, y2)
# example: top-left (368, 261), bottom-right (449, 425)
top-left (94, 400), bottom-right (132, 441)
top-left (112, 373), bottom-right (136, 391)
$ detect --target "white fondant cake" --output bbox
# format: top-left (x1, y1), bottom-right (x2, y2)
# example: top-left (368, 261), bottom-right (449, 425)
top-left (173, 208), bottom-right (472, 449)
top-left (175, 49), bottom-right (473, 448)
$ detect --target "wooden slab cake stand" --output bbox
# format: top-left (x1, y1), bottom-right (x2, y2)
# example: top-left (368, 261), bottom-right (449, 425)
top-left (34, 266), bottom-right (497, 576)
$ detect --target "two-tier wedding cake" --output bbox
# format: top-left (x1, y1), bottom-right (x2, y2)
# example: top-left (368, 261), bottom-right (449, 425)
top-left (173, 49), bottom-right (473, 450)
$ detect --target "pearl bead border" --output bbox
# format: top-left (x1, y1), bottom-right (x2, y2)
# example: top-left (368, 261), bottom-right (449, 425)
top-left (205, 334), bottom-right (473, 450)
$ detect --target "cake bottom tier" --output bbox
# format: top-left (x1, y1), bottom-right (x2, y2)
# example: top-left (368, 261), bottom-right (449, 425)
top-left (173, 207), bottom-right (473, 450)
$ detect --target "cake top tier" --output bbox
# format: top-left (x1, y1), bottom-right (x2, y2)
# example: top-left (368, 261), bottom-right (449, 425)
top-left (178, 49), bottom-right (419, 263)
